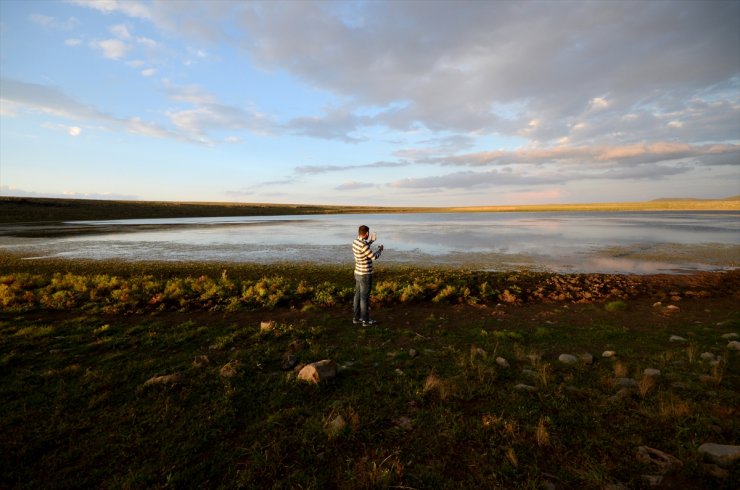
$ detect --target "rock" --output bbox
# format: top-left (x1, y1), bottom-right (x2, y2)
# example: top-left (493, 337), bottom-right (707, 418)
top-left (193, 355), bottom-right (210, 367)
top-left (700, 352), bottom-right (716, 362)
top-left (144, 373), bottom-right (181, 386)
top-left (664, 305), bottom-right (680, 313)
top-left (670, 295), bottom-right (681, 302)
top-left (408, 348), bottom-right (418, 358)
top-left (698, 443), bottom-right (740, 468)
top-left (393, 416), bottom-right (413, 431)
top-left (636, 446), bottom-right (683, 473)
top-left (617, 377), bottom-right (638, 389)
top-left (260, 320), bottom-right (276, 332)
top-left (709, 358), bottom-right (723, 368)
top-left (702, 463), bottom-right (729, 479)
top-left (578, 352), bottom-right (594, 364)
top-left (526, 353), bottom-right (541, 364)
top-left (602, 350), bottom-right (617, 358)
top-left (298, 359), bottom-right (337, 384)
top-left (514, 383), bottom-right (538, 393)
top-left (669, 335), bottom-right (687, 343)
top-left (220, 361), bottom-right (240, 378)
top-left (652, 302), bottom-right (662, 308)
top-left (558, 354), bottom-right (578, 365)
top-left (521, 368), bottom-right (537, 378)
top-left (727, 340), bottom-right (740, 351)
top-left (287, 340), bottom-right (308, 353)
top-left (281, 354), bottom-right (298, 370)
top-left (641, 474), bottom-right (663, 486)
top-left (720, 333), bottom-right (738, 340)
top-left (496, 357), bottom-right (510, 368)
top-left (643, 368), bottom-right (661, 377)
top-left (325, 414), bottom-right (346, 438)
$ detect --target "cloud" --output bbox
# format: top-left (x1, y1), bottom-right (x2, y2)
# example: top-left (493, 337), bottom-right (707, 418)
top-left (41, 122), bottom-right (83, 136)
top-left (69, 0), bottom-right (739, 150)
top-left (65, 38), bottom-right (82, 46)
top-left (417, 143), bottom-right (740, 168)
top-left (68, 0), bottom-right (151, 20)
top-left (141, 68), bottom-right (156, 77)
top-left (0, 185), bottom-right (137, 200)
top-left (1, 78), bottom-right (109, 120)
top-left (295, 161), bottom-right (408, 175)
top-left (109, 23), bottom-right (131, 40)
top-left (29, 13), bottom-right (79, 30)
top-left (91, 38), bottom-right (129, 59)
top-left (335, 181), bottom-right (376, 191)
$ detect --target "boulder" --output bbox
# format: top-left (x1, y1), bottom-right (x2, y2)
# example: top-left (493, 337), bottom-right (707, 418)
top-left (727, 341), bottom-right (740, 351)
top-left (298, 359), bottom-right (337, 384)
top-left (602, 350), bottom-right (617, 358)
top-left (720, 333), bottom-right (738, 340)
top-left (636, 446), bottom-right (683, 473)
top-left (192, 355), bottom-right (210, 368)
top-left (144, 373), bottom-right (181, 386)
top-left (220, 361), bottom-right (240, 378)
top-left (643, 368), bottom-right (661, 377)
top-left (578, 353), bottom-right (594, 364)
top-left (325, 414), bottom-right (346, 438)
top-left (496, 357), bottom-right (510, 368)
top-left (669, 335), bottom-right (687, 343)
top-left (558, 354), bottom-right (578, 365)
top-left (698, 443), bottom-right (740, 468)
top-left (514, 383), bottom-right (538, 393)
top-left (700, 352), bottom-right (716, 362)
top-left (260, 320), bottom-right (276, 332)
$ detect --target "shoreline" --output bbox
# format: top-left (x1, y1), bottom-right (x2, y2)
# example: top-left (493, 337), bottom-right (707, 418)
top-left (2, 195), bottom-right (738, 224)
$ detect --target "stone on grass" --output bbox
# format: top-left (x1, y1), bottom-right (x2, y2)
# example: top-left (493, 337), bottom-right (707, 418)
top-left (408, 348), bottom-right (418, 358)
top-left (698, 443), bottom-right (740, 468)
top-left (602, 350), bottom-right (617, 358)
top-left (193, 355), bottom-right (209, 368)
top-left (617, 377), bottom-right (638, 389)
top-left (664, 305), bottom-right (680, 313)
top-left (260, 320), bottom-right (276, 332)
top-left (298, 359), bottom-right (337, 384)
top-left (578, 352), bottom-right (594, 364)
top-left (325, 414), bottom-right (346, 438)
top-left (144, 373), bottom-right (181, 386)
top-left (669, 335), bottom-right (687, 343)
top-left (720, 333), bottom-right (738, 340)
top-left (496, 357), bottom-right (510, 368)
top-left (393, 416), bottom-right (413, 431)
top-left (636, 446), bottom-right (683, 474)
top-left (727, 340), bottom-right (740, 351)
top-left (514, 383), bottom-right (538, 393)
top-left (558, 354), bottom-right (578, 365)
top-left (700, 352), bottom-right (716, 362)
top-left (220, 361), bottom-right (240, 378)
top-left (643, 368), bottom-right (661, 377)
top-left (281, 354), bottom-right (298, 371)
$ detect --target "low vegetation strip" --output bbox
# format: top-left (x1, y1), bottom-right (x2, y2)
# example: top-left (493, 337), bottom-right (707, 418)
top-left (1, 257), bottom-right (739, 488)
top-left (2, 195), bottom-right (738, 224)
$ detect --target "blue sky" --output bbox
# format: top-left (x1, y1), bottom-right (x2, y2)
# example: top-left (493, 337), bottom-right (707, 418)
top-left (1, 0), bottom-right (738, 206)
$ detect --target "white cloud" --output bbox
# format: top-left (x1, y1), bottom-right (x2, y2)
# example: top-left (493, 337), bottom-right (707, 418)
top-left (65, 38), bottom-right (82, 46)
top-left (91, 38), bottom-right (129, 59)
top-left (68, 0), bottom-right (151, 20)
top-left (141, 68), bottom-right (156, 77)
top-left (68, 126), bottom-right (82, 136)
top-left (109, 23), bottom-right (131, 40)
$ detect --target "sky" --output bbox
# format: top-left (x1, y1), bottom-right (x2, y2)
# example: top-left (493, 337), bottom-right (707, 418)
top-left (0, 0), bottom-right (739, 207)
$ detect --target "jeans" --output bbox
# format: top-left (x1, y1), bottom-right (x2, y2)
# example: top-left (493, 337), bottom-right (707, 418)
top-left (353, 273), bottom-right (372, 322)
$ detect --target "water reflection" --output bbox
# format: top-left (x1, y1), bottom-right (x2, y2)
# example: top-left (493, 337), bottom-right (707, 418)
top-left (2, 212), bottom-right (738, 274)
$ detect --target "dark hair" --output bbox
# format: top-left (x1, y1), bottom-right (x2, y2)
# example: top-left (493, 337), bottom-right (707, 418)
top-left (358, 225), bottom-right (369, 235)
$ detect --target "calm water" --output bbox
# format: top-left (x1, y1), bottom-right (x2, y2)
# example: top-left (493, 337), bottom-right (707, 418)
top-left (2, 212), bottom-right (739, 274)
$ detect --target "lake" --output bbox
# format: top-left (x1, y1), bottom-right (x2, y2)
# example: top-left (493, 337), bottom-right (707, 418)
top-left (1, 211), bottom-right (738, 274)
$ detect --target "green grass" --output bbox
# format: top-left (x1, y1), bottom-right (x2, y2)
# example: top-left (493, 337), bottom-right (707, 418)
top-left (1, 262), bottom-right (739, 488)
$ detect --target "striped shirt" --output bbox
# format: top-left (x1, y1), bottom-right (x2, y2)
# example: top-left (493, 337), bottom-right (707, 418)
top-left (353, 236), bottom-right (382, 275)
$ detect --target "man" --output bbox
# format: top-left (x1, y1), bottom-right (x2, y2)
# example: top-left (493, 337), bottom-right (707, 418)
top-left (352, 225), bottom-right (383, 326)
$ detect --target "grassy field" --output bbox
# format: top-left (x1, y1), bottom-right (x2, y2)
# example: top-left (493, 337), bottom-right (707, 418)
top-left (1, 195), bottom-right (738, 224)
top-left (1, 256), bottom-right (738, 488)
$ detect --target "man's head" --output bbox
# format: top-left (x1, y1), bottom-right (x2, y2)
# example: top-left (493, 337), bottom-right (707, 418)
top-left (358, 225), bottom-right (369, 238)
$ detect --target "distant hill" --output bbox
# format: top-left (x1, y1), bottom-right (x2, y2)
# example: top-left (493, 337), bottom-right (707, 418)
top-left (651, 196), bottom-right (740, 202)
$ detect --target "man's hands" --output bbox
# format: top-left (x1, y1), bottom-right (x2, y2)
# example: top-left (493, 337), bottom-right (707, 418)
top-left (378, 245), bottom-right (384, 252)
